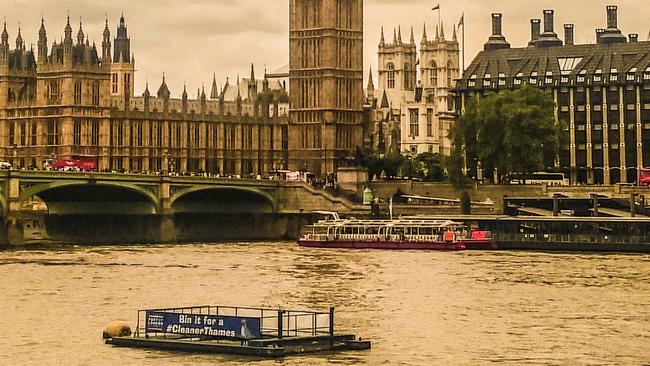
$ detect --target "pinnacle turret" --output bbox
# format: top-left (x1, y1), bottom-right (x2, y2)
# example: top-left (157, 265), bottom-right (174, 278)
top-left (409, 26), bottom-right (415, 45)
top-left (77, 21), bottom-right (85, 45)
top-left (397, 25), bottom-right (402, 44)
top-left (1, 22), bottom-right (8, 46)
top-left (421, 23), bottom-right (427, 43)
top-left (38, 18), bottom-right (48, 63)
top-left (16, 26), bottom-right (23, 50)
top-left (379, 26), bottom-right (385, 46)
top-left (210, 73), bottom-right (219, 99)
top-left (440, 23), bottom-right (445, 40)
top-left (64, 15), bottom-right (72, 42)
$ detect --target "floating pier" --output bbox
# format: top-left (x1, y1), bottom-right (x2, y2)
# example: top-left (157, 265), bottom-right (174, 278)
top-left (105, 305), bottom-right (370, 358)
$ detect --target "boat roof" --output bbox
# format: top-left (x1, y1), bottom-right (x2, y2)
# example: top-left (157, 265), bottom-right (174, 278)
top-left (309, 219), bottom-right (465, 228)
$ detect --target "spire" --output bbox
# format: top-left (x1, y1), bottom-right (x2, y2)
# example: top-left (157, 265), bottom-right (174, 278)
top-left (367, 67), bottom-right (375, 100)
top-left (197, 88), bottom-right (200, 100)
top-left (440, 23), bottom-right (445, 39)
top-left (380, 89), bottom-right (389, 109)
top-left (453, 23), bottom-right (457, 41)
top-left (15, 26), bottom-right (23, 50)
top-left (379, 26), bottom-right (385, 46)
top-left (143, 81), bottom-right (150, 97)
top-left (393, 28), bottom-right (397, 44)
top-left (397, 25), bottom-right (402, 44)
top-left (114, 13), bottom-right (130, 63)
top-left (210, 73), bottom-right (219, 99)
top-left (409, 26), bottom-right (415, 45)
top-left (64, 15), bottom-right (72, 42)
top-left (182, 83), bottom-right (187, 99)
top-left (1, 22), bottom-right (7, 46)
top-left (103, 17), bottom-right (110, 37)
top-left (201, 85), bottom-right (206, 99)
top-left (250, 63), bottom-right (255, 81)
top-left (77, 20), bottom-right (84, 45)
top-left (421, 23), bottom-right (428, 43)
top-left (435, 24), bottom-right (439, 40)
top-left (263, 68), bottom-right (269, 91)
top-left (39, 18), bottom-right (46, 37)
top-left (236, 74), bottom-right (241, 99)
top-left (38, 18), bottom-right (48, 63)
top-left (157, 72), bottom-right (170, 99)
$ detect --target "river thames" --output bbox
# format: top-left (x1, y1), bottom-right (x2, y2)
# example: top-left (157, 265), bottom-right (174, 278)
top-left (0, 243), bottom-right (649, 365)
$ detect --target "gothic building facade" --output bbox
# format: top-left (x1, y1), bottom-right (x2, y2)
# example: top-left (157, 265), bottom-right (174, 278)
top-left (456, 6), bottom-right (650, 184)
top-left (289, 0), bottom-right (365, 175)
top-left (0, 16), bottom-right (290, 176)
top-left (368, 21), bottom-right (459, 157)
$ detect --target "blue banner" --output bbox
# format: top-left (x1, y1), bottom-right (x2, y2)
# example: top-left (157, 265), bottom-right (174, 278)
top-left (145, 311), bottom-right (261, 339)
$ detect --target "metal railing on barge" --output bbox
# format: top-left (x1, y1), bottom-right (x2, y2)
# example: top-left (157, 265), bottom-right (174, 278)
top-left (135, 305), bottom-right (335, 340)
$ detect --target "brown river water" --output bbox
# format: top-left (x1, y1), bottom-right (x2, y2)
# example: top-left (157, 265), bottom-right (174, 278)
top-left (0, 243), bottom-right (649, 365)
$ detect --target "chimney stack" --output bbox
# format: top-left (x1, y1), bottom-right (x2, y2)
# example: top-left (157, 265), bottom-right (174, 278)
top-left (629, 33), bottom-right (639, 43)
top-left (596, 28), bottom-right (605, 43)
top-left (564, 24), bottom-right (574, 46)
top-left (529, 19), bottom-right (541, 47)
top-left (607, 5), bottom-right (618, 29)
top-left (599, 5), bottom-right (627, 44)
top-left (536, 10), bottom-right (563, 47)
top-left (492, 13), bottom-right (503, 36)
top-left (483, 13), bottom-right (511, 51)
top-left (543, 10), bottom-right (555, 34)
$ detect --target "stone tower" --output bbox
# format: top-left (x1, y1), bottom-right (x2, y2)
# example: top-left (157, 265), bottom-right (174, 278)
top-left (289, 0), bottom-right (364, 176)
top-left (419, 23), bottom-right (459, 107)
top-left (378, 26), bottom-right (417, 91)
top-left (110, 15), bottom-right (135, 98)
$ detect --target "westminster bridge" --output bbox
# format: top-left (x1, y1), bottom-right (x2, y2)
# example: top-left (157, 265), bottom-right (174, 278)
top-left (0, 170), bottom-right (362, 245)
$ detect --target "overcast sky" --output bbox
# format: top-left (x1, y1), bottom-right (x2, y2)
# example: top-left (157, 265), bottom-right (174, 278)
top-left (4, 0), bottom-right (649, 97)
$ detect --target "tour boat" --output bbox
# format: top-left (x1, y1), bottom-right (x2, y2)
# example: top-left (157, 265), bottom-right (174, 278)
top-left (297, 218), bottom-right (496, 251)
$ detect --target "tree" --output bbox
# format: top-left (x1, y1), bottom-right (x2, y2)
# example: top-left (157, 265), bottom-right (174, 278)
top-left (415, 152), bottom-right (447, 182)
top-left (382, 152), bottom-right (405, 179)
top-left (451, 85), bottom-right (560, 183)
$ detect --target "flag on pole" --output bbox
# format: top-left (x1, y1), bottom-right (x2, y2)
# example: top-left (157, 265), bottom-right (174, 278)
top-left (458, 14), bottom-right (464, 27)
top-left (432, 4), bottom-right (440, 11)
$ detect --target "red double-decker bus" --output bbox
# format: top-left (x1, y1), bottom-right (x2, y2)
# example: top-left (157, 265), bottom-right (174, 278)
top-left (51, 155), bottom-right (98, 171)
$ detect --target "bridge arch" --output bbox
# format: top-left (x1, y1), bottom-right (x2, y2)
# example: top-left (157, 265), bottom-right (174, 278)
top-left (170, 186), bottom-right (277, 214)
top-left (20, 181), bottom-right (160, 215)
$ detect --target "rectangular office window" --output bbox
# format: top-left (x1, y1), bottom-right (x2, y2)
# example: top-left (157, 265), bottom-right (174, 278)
top-left (426, 109), bottom-right (433, 137)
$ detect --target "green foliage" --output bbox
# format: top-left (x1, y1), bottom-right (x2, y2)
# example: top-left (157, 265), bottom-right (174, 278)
top-left (354, 148), bottom-right (447, 182)
top-left (415, 152), bottom-right (446, 182)
top-left (451, 85), bottom-right (559, 183)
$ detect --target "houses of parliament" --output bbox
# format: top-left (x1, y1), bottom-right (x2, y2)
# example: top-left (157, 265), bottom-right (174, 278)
top-left (0, 0), bottom-right (366, 176)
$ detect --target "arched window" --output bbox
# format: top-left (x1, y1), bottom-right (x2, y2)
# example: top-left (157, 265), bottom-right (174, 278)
top-left (429, 60), bottom-right (438, 87)
top-left (447, 61), bottom-right (454, 87)
top-left (387, 63), bottom-right (395, 89)
top-left (404, 63), bottom-right (411, 90)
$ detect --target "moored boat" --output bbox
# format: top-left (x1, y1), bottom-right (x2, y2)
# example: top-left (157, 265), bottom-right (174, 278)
top-left (297, 218), bottom-right (496, 251)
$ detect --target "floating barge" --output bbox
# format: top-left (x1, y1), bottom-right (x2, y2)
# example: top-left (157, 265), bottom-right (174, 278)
top-left (105, 305), bottom-right (370, 358)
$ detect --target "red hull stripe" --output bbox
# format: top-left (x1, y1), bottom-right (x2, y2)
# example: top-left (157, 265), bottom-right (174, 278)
top-left (297, 240), bottom-right (466, 250)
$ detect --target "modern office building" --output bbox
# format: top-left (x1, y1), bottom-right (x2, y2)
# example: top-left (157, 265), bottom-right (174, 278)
top-left (455, 6), bottom-right (650, 184)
